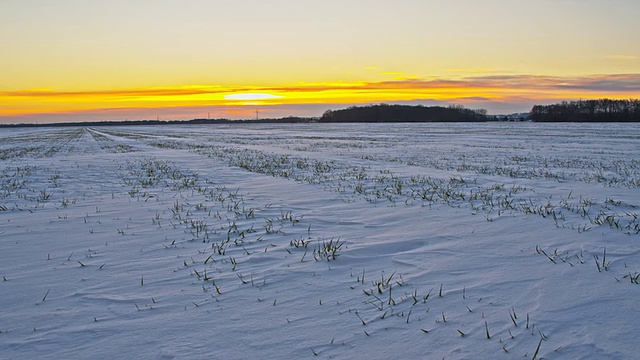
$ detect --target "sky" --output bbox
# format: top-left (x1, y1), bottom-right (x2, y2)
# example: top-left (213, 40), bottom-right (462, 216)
top-left (1, 0), bottom-right (639, 123)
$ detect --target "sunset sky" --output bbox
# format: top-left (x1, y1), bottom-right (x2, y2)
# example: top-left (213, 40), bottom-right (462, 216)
top-left (1, 0), bottom-right (639, 123)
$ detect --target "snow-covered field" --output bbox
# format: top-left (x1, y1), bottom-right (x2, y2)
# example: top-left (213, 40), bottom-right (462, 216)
top-left (1, 123), bottom-right (639, 359)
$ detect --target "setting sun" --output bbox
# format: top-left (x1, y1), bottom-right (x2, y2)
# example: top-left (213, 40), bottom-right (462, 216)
top-left (223, 93), bottom-right (283, 101)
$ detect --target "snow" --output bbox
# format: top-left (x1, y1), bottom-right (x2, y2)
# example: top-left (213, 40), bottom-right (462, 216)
top-left (1, 123), bottom-right (639, 359)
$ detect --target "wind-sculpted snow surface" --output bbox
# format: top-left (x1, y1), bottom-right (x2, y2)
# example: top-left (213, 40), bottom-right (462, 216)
top-left (1, 123), bottom-right (639, 359)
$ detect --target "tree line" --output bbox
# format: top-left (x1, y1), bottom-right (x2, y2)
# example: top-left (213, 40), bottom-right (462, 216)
top-left (7, 99), bottom-right (639, 128)
top-left (319, 104), bottom-right (488, 123)
top-left (531, 99), bottom-right (640, 122)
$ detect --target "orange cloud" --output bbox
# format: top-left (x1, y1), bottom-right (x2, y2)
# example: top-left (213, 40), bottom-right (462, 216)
top-left (0, 86), bottom-right (234, 98)
top-left (2, 74), bottom-right (639, 122)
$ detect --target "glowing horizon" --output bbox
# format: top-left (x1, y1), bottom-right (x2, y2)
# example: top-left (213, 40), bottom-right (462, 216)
top-left (1, 1), bottom-right (639, 123)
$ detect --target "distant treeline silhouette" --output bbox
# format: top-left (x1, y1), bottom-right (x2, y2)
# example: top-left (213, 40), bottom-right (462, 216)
top-left (531, 99), bottom-right (640, 122)
top-left (319, 104), bottom-right (488, 123)
top-left (5, 99), bottom-right (640, 128)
